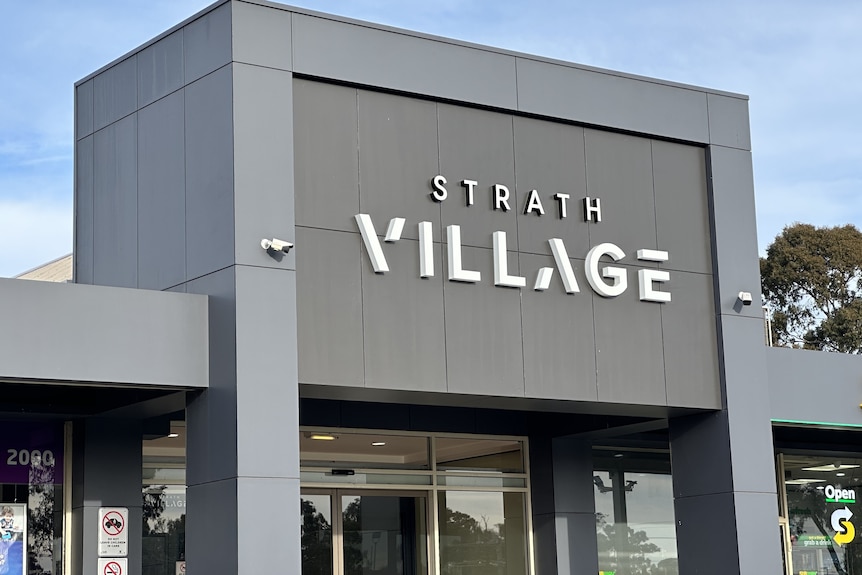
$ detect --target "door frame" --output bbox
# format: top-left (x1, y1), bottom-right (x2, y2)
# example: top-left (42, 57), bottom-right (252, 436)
top-left (302, 487), bottom-right (434, 575)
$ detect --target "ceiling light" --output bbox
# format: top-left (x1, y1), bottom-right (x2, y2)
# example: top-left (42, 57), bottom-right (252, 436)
top-left (613, 453), bottom-right (624, 458)
top-left (168, 433), bottom-right (179, 438)
top-left (802, 464), bottom-right (860, 472)
top-left (371, 442), bottom-right (386, 447)
top-left (837, 473), bottom-right (846, 477)
top-left (785, 479), bottom-right (826, 485)
top-left (310, 434), bottom-right (336, 441)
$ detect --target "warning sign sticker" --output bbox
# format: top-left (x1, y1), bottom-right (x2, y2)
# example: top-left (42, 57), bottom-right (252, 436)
top-left (98, 558), bottom-right (127, 575)
top-left (98, 508), bottom-right (128, 557)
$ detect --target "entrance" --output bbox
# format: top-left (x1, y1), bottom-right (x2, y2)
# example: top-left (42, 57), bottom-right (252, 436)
top-left (301, 489), bottom-right (429, 575)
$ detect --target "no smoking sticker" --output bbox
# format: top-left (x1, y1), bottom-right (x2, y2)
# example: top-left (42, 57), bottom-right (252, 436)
top-left (98, 558), bottom-right (127, 575)
top-left (97, 508), bottom-right (128, 557)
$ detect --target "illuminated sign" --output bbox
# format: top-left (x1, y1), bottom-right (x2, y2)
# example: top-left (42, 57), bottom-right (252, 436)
top-left (824, 485), bottom-right (857, 546)
top-left (825, 485), bottom-right (856, 504)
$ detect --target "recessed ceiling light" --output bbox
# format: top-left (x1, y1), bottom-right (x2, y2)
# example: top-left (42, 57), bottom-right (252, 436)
top-left (802, 464), bottom-right (860, 472)
top-left (785, 479), bottom-right (826, 485)
top-left (168, 433), bottom-right (179, 438)
top-left (837, 473), bottom-right (846, 477)
top-left (310, 434), bottom-right (336, 441)
top-left (371, 442), bottom-right (386, 447)
top-left (613, 454), bottom-right (624, 458)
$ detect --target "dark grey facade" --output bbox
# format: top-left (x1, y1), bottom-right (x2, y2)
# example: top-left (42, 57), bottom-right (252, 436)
top-left (1, 1), bottom-right (859, 574)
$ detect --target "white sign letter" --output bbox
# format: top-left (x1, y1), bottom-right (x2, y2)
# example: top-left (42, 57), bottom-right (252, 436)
top-left (461, 179), bottom-right (478, 206)
top-left (523, 190), bottom-right (545, 216)
top-left (584, 197), bottom-right (602, 222)
top-left (355, 214), bottom-right (389, 273)
top-left (637, 249), bottom-right (671, 303)
top-left (585, 243), bottom-right (627, 297)
top-left (493, 231), bottom-right (526, 287)
top-left (494, 184), bottom-right (512, 211)
top-left (419, 221), bottom-right (434, 278)
top-left (548, 238), bottom-right (580, 294)
top-left (431, 175), bottom-right (448, 202)
top-left (447, 225), bottom-right (481, 283)
top-left (554, 193), bottom-right (570, 219)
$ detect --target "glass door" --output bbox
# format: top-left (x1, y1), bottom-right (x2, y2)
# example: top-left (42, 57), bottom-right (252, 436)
top-left (301, 489), bottom-right (429, 575)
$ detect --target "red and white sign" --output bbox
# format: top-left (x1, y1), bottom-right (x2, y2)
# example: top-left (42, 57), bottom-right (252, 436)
top-left (98, 507), bottom-right (129, 557)
top-left (98, 558), bottom-right (127, 575)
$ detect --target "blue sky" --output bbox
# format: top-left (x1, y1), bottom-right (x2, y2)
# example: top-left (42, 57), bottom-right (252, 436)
top-left (1, 0), bottom-right (860, 277)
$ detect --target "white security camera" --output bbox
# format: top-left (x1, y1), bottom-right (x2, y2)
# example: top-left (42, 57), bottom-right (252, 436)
top-left (737, 291), bottom-right (753, 306)
top-left (261, 238), bottom-right (293, 253)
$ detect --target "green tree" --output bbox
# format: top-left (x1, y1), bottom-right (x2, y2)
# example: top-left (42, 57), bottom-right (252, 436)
top-left (761, 223), bottom-right (862, 352)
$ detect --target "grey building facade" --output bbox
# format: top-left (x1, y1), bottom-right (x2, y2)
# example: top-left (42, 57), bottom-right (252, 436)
top-left (1, 1), bottom-right (860, 574)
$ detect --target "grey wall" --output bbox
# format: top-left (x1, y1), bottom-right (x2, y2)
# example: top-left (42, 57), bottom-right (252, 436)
top-left (0, 278), bottom-right (207, 387)
top-left (293, 80), bottom-right (719, 409)
top-left (768, 346), bottom-right (862, 426)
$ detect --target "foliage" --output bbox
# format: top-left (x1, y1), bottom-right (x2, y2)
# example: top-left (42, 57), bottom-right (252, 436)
top-left (761, 223), bottom-right (862, 352)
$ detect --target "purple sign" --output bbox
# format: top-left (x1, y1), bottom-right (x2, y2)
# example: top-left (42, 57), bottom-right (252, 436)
top-left (0, 422), bottom-right (63, 485)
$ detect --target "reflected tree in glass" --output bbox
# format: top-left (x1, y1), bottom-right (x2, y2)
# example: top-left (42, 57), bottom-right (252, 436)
top-left (301, 498), bottom-right (333, 575)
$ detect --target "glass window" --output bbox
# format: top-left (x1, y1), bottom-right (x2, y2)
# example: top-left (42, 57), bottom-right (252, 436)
top-left (0, 421), bottom-right (65, 575)
top-left (594, 451), bottom-right (678, 575)
top-left (301, 432), bottom-right (430, 470)
top-left (142, 421), bottom-right (186, 575)
top-left (783, 454), bottom-right (862, 574)
top-left (437, 491), bottom-right (527, 575)
top-left (435, 438), bottom-right (524, 473)
top-left (301, 494), bottom-right (333, 575)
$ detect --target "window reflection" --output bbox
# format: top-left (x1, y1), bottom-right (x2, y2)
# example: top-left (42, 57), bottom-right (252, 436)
top-left (783, 454), bottom-right (862, 574)
top-left (437, 491), bottom-right (527, 575)
top-left (301, 495), bottom-right (333, 575)
top-left (594, 453), bottom-right (678, 575)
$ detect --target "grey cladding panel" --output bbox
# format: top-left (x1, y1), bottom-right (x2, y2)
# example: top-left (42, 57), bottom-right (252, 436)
top-left (584, 129), bottom-right (656, 256)
top-left (443, 246), bottom-right (524, 397)
top-left (93, 57), bottom-right (137, 131)
top-left (76, 80), bottom-right (94, 139)
top-left (709, 146), bottom-right (761, 318)
top-left (438, 104), bottom-right (517, 250)
top-left (232, 1), bottom-right (292, 70)
top-left (235, 266), bottom-right (299, 478)
top-left (361, 239), bottom-right (446, 393)
top-left (293, 79), bottom-right (358, 232)
top-left (358, 90), bottom-right (441, 242)
top-left (185, 66), bottom-right (235, 281)
top-left (185, 267), bottom-right (238, 484)
top-left (295, 227), bottom-right (364, 387)
top-left (138, 30), bottom-right (184, 108)
top-left (708, 93), bottom-right (751, 151)
top-left (75, 136), bottom-right (94, 284)
top-left (0, 278), bottom-right (207, 387)
top-left (768, 347), bottom-right (862, 426)
top-left (184, 2), bottom-right (232, 84)
top-left (513, 117), bottom-right (589, 256)
top-left (236, 478), bottom-right (302, 573)
top-left (292, 14), bottom-right (517, 109)
top-left (520, 253), bottom-right (597, 401)
top-left (516, 58), bottom-right (709, 143)
top-left (661, 271), bottom-right (720, 408)
top-left (233, 64), bottom-right (295, 270)
top-left (652, 141), bottom-right (712, 275)
top-left (93, 115), bottom-right (138, 288)
top-left (593, 264), bottom-right (665, 405)
top-left (138, 90), bottom-right (186, 290)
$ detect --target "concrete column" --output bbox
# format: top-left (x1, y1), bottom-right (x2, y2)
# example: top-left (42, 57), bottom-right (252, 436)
top-left (70, 418), bottom-right (143, 575)
top-left (669, 144), bottom-right (781, 573)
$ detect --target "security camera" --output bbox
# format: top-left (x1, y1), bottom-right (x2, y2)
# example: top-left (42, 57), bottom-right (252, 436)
top-left (261, 238), bottom-right (293, 253)
top-left (737, 291), bottom-right (753, 306)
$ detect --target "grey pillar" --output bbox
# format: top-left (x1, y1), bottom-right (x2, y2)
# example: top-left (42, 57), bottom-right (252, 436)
top-left (531, 436), bottom-right (599, 575)
top-left (183, 43), bottom-right (300, 574)
top-left (71, 418), bottom-right (143, 575)
top-left (669, 142), bottom-right (781, 573)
